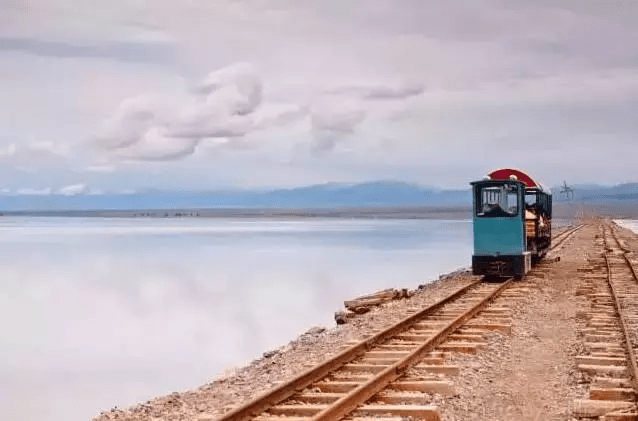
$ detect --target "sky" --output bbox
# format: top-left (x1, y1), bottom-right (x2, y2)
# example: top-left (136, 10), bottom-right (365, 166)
top-left (1, 0), bottom-right (638, 194)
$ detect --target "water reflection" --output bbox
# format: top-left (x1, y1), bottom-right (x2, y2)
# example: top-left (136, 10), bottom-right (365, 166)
top-left (0, 217), bottom-right (472, 421)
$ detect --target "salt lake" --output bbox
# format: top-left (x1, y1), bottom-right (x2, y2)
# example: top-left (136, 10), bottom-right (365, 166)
top-left (0, 217), bottom-right (476, 421)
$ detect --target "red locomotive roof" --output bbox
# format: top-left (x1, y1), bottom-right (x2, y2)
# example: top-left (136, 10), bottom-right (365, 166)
top-left (488, 168), bottom-right (539, 188)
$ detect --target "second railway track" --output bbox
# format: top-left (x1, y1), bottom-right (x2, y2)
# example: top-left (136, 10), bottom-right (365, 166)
top-left (212, 225), bottom-right (584, 421)
top-left (571, 222), bottom-right (638, 419)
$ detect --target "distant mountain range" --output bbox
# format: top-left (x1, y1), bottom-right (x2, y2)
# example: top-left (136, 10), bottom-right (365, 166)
top-left (0, 181), bottom-right (469, 212)
top-left (557, 183), bottom-right (638, 203)
top-left (0, 180), bottom-right (638, 212)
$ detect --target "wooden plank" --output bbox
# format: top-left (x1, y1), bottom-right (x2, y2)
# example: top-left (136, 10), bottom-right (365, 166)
top-left (329, 375), bottom-right (370, 383)
top-left (344, 297), bottom-right (387, 310)
top-left (256, 418), bottom-right (310, 421)
top-left (591, 352), bottom-right (627, 358)
top-left (315, 382), bottom-right (359, 393)
top-left (593, 378), bottom-right (633, 388)
top-left (373, 393), bottom-right (429, 405)
top-left (603, 412), bottom-right (638, 421)
top-left (573, 400), bottom-right (634, 417)
top-left (590, 388), bottom-right (636, 400)
top-left (448, 333), bottom-right (485, 342)
top-left (396, 334), bottom-right (431, 342)
top-left (586, 342), bottom-right (626, 352)
top-left (463, 323), bottom-right (511, 334)
top-left (391, 380), bottom-right (455, 395)
top-left (579, 364), bottom-right (628, 377)
top-left (360, 358), bottom-right (401, 366)
top-left (364, 351), bottom-right (410, 359)
top-left (268, 404), bottom-right (327, 416)
top-left (413, 322), bottom-right (446, 329)
top-left (576, 356), bottom-right (627, 366)
top-left (293, 393), bottom-right (343, 404)
top-left (413, 365), bottom-right (460, 376)
top-left (353, 288), bottom-right (398, 301)
top-left (342, 364), bottom-right (387, 373)
top-left (586, 334), bottom-right (622, 342)
top-left (354, 404), bottom-right (440, 420)
top-left (437, 342), bottom-right (486, 353)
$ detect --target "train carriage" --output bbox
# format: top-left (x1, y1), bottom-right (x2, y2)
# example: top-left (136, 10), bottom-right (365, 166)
top-left (471, 168), bottom-right (552, 278)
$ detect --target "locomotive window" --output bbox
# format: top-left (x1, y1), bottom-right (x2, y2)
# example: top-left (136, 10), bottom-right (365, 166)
top-left (525, 193), bottom-right (537, 206)
top-left (476, 184), bottom-right (519, 217)
top-left (506, 191), bottom-right (518, 212)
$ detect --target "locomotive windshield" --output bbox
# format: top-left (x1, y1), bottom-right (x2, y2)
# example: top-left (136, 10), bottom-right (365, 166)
top-left (476, 184), bottom-right (519, 217)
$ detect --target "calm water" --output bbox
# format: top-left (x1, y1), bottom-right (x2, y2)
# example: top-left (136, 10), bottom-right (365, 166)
top-left (0, 217), bottom-right (473, 421)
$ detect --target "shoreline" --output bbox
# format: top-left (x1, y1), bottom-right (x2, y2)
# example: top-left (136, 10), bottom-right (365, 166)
top-left (0, 201), bottom-right (631, 220)
top-left (93, 269), bottom-right (480, 421)
top-left (0, 206), bottom-right (472, 219)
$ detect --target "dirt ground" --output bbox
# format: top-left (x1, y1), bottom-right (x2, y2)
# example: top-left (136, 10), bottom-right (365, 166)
top-left (95, 220), bottom-right (638, 421)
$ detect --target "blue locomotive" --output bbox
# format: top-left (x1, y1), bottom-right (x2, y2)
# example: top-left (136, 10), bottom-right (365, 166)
top-left (471, 168), bottom-right (552, 277)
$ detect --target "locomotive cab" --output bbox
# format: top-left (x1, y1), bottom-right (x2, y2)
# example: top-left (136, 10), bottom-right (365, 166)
top-left (471, 179), bottom-right (530, 277)
top-left (470, 168), bottom-right (552, 278)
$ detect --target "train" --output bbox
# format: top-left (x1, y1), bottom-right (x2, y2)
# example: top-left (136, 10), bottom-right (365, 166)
top-left (471, 168), bottom-right (552, 278)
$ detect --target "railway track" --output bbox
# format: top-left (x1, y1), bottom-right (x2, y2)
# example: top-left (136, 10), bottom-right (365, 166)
top-left (551, 224), bottom-right (585, 251)
top-left (572, 222), bottom-right (638, 419)
top-left (213, 225), bottom-right (584, 421)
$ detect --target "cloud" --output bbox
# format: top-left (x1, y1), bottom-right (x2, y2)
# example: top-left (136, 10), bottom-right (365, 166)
top-left (163, 63), bottom-right (263, 140)
top-left (311, 107), bottom-right (365, 134)
top-left (94, 95), bottom-right (170, 150)
top-left (84, 165), bottom-right (116, 173)
top-left (94, 62), bottom-right (425, 161)
top-left (193, 62), bottom-right (263, 115)
top-left (112, 128), bottom-right (200, 162)
top-left (0, 141), bottom-right (68, 168)
top-left (0, 37), bottom-right (175, 65)
top-left (15, 187), bottom-right (52, 195)
top-left (309, 104), bottom-right (365, 153)
top-left (58, 183), bottom-right (89, 196)
top-left (253, 104), bottom-right (309, 130)
top-left (328, 83), bottom-right (426, 100)
top-left (95, 62), bottom-right (309, 161)
top-left (164, 108), bottom-right (253, 139)
top-left (2, 0), bottom-right (638, 191)
top-left (0, 143), bottom-right (16, 157)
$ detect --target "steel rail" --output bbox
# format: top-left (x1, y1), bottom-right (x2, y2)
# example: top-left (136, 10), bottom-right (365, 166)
top-left (550, 224), bottom-right (585, 250)
top-left (602, 224), bottom-right (638, 399)
top-left (309, 280), bottom-right (512, 421)
top-left (216, 280), bottom-right (482, 421)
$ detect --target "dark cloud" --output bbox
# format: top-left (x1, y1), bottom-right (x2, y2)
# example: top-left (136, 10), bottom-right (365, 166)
top-left (0, 37), bottom-right (175, 64)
